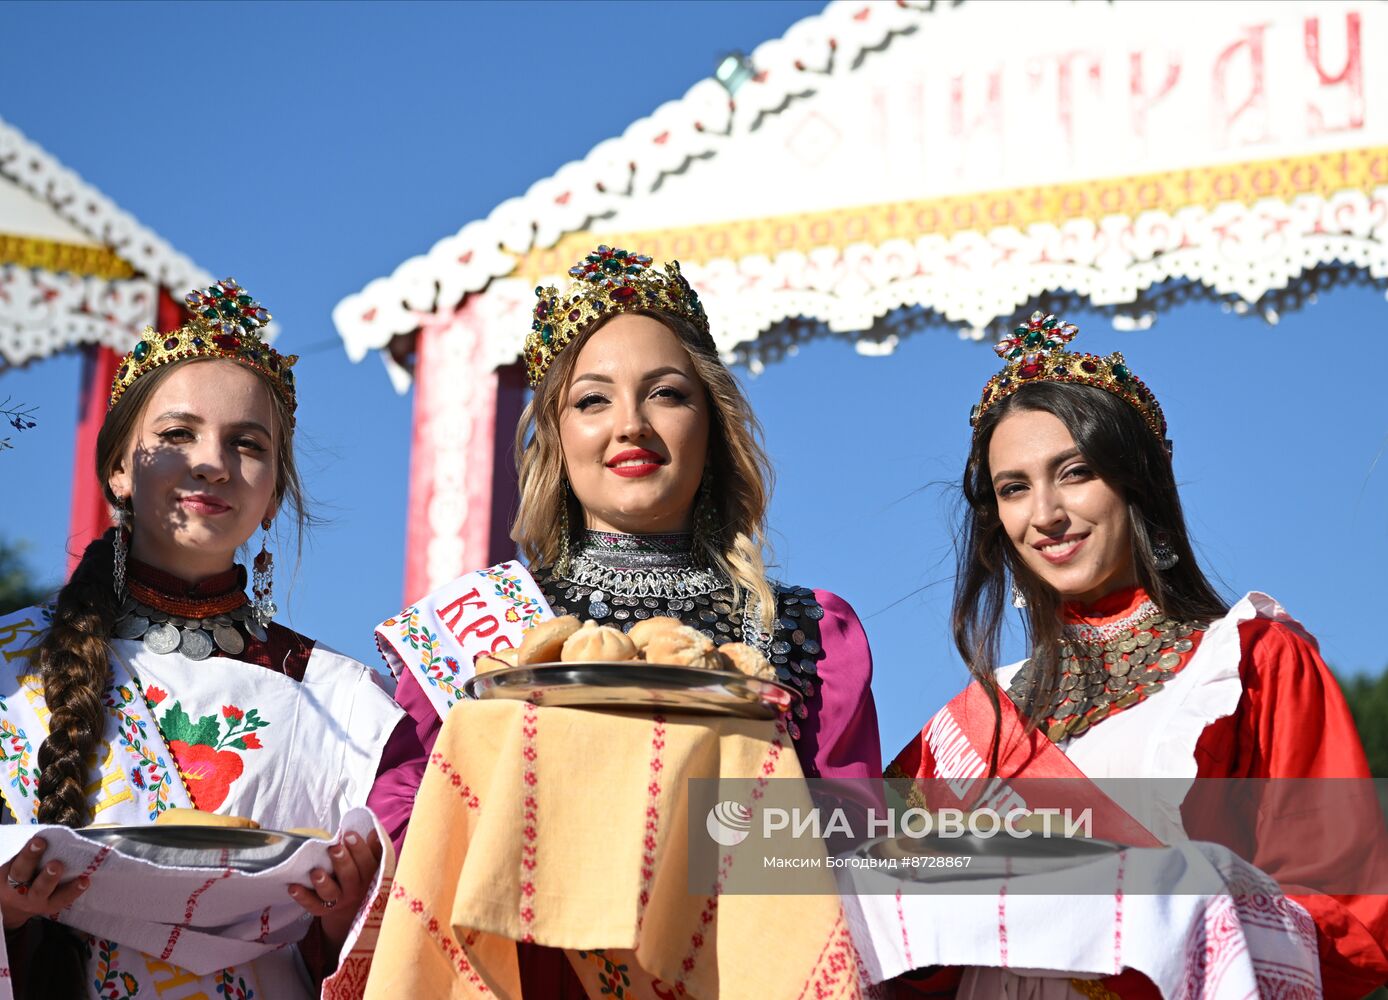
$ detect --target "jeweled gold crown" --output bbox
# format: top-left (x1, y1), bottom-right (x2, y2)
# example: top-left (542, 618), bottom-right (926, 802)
top-left (970, 312), bottom-right (1167, 441)
top-left (109, 279), bottom-right (298, 423)
top-left (525, 245), bottom-right (713, 388)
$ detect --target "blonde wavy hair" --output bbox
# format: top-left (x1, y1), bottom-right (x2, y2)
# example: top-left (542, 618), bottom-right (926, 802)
top-left (513, 311), bottom-right (777, 629)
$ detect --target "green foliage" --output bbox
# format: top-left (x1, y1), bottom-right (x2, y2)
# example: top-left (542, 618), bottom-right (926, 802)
top-left (1338, 666), bottom-right (1388, 779)
top-left (0, 538), bottom-right (49, 616)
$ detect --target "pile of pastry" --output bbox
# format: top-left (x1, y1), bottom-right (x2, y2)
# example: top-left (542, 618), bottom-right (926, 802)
top-left (476, 615), bottom-right (776, 681)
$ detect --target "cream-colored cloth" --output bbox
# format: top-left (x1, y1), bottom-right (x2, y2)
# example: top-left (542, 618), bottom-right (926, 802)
top-left (364, 701), bottom-right (871, 999)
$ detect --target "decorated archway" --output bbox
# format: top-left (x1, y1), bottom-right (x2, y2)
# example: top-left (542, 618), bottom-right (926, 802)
top-left (0, 115), bottom-right (214, 568)
top-left (333, 0), bottom-right (1387, 602)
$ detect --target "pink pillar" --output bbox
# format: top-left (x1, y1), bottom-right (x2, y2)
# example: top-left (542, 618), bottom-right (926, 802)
top-left (403, 297), bottom-right (525, 604)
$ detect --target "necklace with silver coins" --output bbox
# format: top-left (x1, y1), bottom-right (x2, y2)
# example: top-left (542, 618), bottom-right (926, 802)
top-left (534, 531), bottom-right (827, 740)
top-left (113, 581), bottom-right (267, 661)
top-left (1007, 605), bottom-right (1206, 743)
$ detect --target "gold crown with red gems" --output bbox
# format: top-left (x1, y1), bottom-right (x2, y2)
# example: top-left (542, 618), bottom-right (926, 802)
top-left (525, 245), bottom-right (714, 388)
top-left (108, 279), bottom-right (298, 423)
top-left (970, 311), bottom-right (1167, 442)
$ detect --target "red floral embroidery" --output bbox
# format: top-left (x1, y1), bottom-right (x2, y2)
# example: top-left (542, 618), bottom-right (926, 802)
top-left (168, 741), bottom-right (244, 812)
top-left (157, 700), bottom-right (270, 811)
top-left (145, 686), bottom-right (167, 706)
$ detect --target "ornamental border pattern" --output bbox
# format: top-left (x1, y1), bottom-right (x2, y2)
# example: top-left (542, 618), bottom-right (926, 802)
top-left (0, 233), bottom-right (135, 280)
top-left (514, 147), bottom-right (1388, 287)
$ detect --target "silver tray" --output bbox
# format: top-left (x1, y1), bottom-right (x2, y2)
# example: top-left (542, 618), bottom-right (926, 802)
top-left (79, 825), bottom-right (310, 872)
top-left (463, 662), bottom-right (798, 719)
top-left (856, 830), bottom-right (1127, 882)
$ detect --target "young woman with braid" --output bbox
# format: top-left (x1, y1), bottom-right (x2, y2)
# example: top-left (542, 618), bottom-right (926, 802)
top-left (0, 281), bottom-right (422, 998)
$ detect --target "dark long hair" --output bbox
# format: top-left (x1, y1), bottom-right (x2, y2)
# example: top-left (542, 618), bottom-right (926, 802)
top-left (952, 381), bottom-right (1228, 767)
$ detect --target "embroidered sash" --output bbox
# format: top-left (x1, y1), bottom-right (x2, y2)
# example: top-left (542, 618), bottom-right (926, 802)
top-left (890, 681), bottom-right (1161, 848)
top-left (374, 561), bottom-right (552, 721)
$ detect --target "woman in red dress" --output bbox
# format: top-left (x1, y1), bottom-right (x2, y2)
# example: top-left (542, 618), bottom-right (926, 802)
top-left (889, 312), bottom-right (1387, 998)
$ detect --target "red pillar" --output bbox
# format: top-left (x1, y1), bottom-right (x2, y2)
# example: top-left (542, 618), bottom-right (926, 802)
top-left (402, 297), bottom-right (525, 604)
top-left (65, 290), bottom-right (186, 573)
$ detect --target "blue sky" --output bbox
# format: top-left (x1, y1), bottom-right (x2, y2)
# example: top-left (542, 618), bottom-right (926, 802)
top-left (2, 1), bottom-right (1386, 758)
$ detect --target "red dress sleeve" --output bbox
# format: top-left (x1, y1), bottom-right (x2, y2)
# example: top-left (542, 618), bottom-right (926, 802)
top-left (1190, 618), bottom-right (1388, 1000)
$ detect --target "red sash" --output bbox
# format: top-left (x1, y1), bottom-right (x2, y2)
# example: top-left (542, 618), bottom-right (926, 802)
top-left (890, 680), bottom-right (1161, 849)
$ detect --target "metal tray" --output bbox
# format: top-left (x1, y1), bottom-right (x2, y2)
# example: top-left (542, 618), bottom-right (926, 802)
top-left (857, 830), bottom-right (1127, 882)
top-left (78, 824), bottom-right (310, 872)
top-left (463, 662), bottom-right (798, 719)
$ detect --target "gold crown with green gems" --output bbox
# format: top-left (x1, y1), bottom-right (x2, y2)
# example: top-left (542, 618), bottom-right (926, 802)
top-left (970, 311), bottom-right (1167, 442)
top-left (525, 245), bottom-right (714, 388)
top-left (108, 279), bottom-right (298, 423)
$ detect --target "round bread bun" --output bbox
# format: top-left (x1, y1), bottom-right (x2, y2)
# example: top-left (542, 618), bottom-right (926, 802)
top-left (154, 808), bottom-right (260, 830)
top-left (560, 620), bottom-right (637, 662)
top-left (475, 653), bottom-right (511, 673)
top-left (489, 646), bottom-right (520, 667)
top-left (644, 625), bottom-right (724, 671)
top-left (718, 642), bottom-right (775, 680)
top-left (627, 615), bottom-right (684, 652)
top-left (516, 615), bottom-right (581, 665)
top-left (288, 827), bottom-right (333, 839)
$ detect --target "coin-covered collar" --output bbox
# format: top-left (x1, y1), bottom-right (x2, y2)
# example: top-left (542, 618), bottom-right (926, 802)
top-left (115, 556), bottom-right (268, 660)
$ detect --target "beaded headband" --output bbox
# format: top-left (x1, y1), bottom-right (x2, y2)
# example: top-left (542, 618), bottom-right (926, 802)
top-left (108, 279), bottom-right (298, 424)
top-left (526, 245), bottom-right (714, 388)
top-left (970, 311), bottom-right (1167, 442)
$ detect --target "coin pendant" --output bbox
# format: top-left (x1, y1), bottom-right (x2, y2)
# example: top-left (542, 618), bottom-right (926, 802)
top-left (1118, 637), bottom-right (1137, 654)
top-left (1135, 631), bottom-right (1153, 647)
top-left (1103, 650), bottom-right (1119, 664)
top-left (114, 615), bottom-right (150, 640)
top-left (1145, 680), bottom-right (1165, 695)
top-left (1054, 700), bottom-right (1076, 719)
top-left (1111, 658), bottom-right (1131, 677)
top-left (213, 624), bottom-right (245, 655)
top-left (1115, 690), bottom-right (1142, 709)
top-left (143, 622), bottom-right (180, 655)
top-left (1158, 651), bottom-right (1182, 669)
top-left (1047, 723), bottom-right (1069, 742)
top-left (246, 618), bottom-right (268, 643)
top-left (1173, 638), bottom-right (1193, 653)
top-left (181, 628), bottom-right (213, 661)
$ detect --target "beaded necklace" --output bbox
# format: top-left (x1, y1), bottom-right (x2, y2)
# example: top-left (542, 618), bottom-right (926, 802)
top-left (1008, 605), bottom-right (1206, 743)
top-left (534, 531), bottom-right (826, 739)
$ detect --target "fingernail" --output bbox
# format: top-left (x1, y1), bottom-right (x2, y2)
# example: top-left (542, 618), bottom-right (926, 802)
top-left (331, 846), bottom-right (346, 857)
top-left (345, 833), bottom-right (359, 845)
top-left (29, 841), bottom-right (43, 853)
top-left (45, 864), bottom-right (59, 876)
top-left (77, 877), bottom-right (89, 890)
top-left (313, 871), bottom-right (326, 882)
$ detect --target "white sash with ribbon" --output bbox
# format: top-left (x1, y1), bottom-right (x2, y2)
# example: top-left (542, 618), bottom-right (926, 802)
top-left (374, 560), bottom-right (553, 721)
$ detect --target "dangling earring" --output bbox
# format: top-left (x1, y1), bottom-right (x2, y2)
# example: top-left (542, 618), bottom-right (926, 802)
top-left (112, 498), bottom-right (130, 599)
top-left (252, 518), bottom-right (278, 628)
top-left (693, 476), bottom-right (719, 566)
top-left (556, 481), bottom-right (574, 577)
top-left (1011, 580), bottom-right (1027, 609)
top-left (1152, 532), bottom-right (1179, 571)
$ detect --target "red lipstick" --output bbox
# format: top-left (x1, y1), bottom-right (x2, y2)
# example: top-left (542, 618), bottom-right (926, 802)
top-left (606, 448), bottom-right (665, 479)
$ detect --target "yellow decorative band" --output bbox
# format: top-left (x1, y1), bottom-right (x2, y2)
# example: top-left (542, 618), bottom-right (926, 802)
top-left (0, 233), bottom-right (135, 280)
top-left (512, 145), bottom-right (1388, 286)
